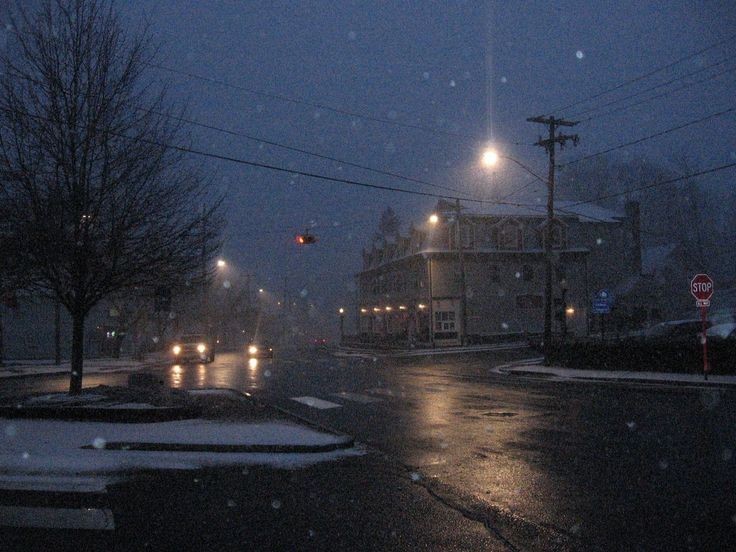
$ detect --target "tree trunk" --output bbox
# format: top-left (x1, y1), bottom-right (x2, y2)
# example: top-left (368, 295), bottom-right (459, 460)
top-left (54, 300), bottom-right (61, 365)
top-left (69, 311), bottom-right (85, 394)
top-left (0, 308), bottom-right (4, 368)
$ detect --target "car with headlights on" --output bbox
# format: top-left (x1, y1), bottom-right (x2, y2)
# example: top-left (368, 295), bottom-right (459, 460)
top-left (170, 333), bottom-right (215, 363)
top-left (247, 341), bottom-right (273, 359)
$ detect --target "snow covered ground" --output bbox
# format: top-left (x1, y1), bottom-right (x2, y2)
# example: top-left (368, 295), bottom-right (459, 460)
top-left (0, 417), bottom-right (360, 477)
top-left (0, 356), bottom-right (165, 379)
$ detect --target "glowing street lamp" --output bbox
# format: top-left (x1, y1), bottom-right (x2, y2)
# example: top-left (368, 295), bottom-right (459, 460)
top-left (216, 259), bottom-right (226, 268)
top-left (428, 213), bottom-right (439, 225)
top-left (481, 148), bottom-right (499, 167)
top-left (338, 308), bottom-right (345, 343)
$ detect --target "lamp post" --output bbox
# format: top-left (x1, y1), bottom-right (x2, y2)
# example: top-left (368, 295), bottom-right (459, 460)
top-left (338, 307), bottom-right (345, 344)
top-left (481, 147), bottom-right (553, 358)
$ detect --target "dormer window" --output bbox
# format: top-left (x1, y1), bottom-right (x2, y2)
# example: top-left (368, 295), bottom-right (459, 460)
top-left (497, 220), bottom-right (523, 250)
top-left (538, 219), bottom-right (566, 250)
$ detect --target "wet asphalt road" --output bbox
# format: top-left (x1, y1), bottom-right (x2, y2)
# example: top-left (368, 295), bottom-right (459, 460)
top-left (2, 348), bottom-right (736, 551)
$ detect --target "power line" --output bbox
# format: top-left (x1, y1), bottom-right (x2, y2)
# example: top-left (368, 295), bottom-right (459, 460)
top-left (552, 31), bottom-right (736, 115)
top-left (144, 108), bottom-right (469, 195)
top-left (568, 55), bottom-right (736, 119)
top-left (580, 64), bottom-right (736, 122)
top-left (111, 126), bottom-right (490, 204)
top-left (564, 162), bottom-right (736, 208)
top-left (559, 106), bottom-right (736, 167)
top-left (146, 61), bottom-right (484, 141)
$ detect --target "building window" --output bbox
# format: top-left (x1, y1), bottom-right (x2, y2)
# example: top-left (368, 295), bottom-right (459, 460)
top-left (516, 295), bottom-right (543, 309)
top-left (460, 223), bottom-right (474, 249)
top-left (489, 265), bottom-right (500, 283)
top-left (498, 222), bottom-right (522, 250)
top-left (522, 265), bottom-right (534, 281)
top-left (434, 310), bottom-right (456, 331)
top-left (540, 220), bottom-right (566, 249)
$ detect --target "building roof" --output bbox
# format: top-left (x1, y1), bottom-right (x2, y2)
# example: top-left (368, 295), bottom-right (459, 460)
top-left (455, 200), bottom-right (623, 223)
top-left (641, 243), bottom-right (677, 275)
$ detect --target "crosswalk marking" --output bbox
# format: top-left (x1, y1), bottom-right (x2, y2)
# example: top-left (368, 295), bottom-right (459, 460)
top-left (331, 392), bottom-right (382, 404)
top-left (0, 505), bottom-right (116, 530)
top-left (291, 396), bottom-right (342, 409)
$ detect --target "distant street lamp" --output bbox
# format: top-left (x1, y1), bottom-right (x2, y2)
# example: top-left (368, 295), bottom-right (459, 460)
top-left (428, 213), bottom-right (439, 225)
top-left (216, 259), bottom-right (226, 268)
top-left (338, 308), bottom-right (345, 344)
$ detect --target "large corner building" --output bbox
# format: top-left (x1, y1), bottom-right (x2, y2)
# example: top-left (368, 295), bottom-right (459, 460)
top-left (355, 200), bottom-right (641, 346)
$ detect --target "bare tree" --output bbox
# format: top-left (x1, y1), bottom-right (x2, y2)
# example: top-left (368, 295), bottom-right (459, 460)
top-left (0, 0), bottom-right (222, 393)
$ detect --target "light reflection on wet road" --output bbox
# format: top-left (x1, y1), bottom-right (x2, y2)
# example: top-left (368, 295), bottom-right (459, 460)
top-left (2, 350), bottom-right (735, 550)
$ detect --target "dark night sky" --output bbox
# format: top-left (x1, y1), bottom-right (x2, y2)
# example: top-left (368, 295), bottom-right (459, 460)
top-left (119, 0), bottom-right (736, 325)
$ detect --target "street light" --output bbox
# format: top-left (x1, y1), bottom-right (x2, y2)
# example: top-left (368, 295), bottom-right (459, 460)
top-left (216, 259), bottom-right (226, 268)
top-left (428, 213), bottom-right (439, 225)
top-left (482, 146), bottom-right (555, 363)
top-left (480, 147), bottom-right (547, 184)
top-left (338, 308), bottom-right (345, 344)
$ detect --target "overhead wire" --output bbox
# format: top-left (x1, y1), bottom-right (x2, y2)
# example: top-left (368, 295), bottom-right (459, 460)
top-left (563, 162), bottom-right (736, 208)
top-left (568, 54), bottom-right (736, 119)
top-left (578, 63), bottom-right (736, 122)
top-left (146, 61), bottom-right (484, 141)
top-left (142, 108), bottom-right (470, 195)
top-left (551, 31), bottom-right (736, 115)
top-left (559, 106), bottom-right (736, 167)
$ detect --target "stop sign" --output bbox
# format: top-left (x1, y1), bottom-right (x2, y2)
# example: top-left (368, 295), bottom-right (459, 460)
top-left (690, 273), bottom-right (714, 301)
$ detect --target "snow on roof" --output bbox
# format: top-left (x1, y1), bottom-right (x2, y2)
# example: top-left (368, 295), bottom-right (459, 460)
top-left (457, 200), bottom-right (623, 223)
top-left (641, 243), bottom-right (677, 275)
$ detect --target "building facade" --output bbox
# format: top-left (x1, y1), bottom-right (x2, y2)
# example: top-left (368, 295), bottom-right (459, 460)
top-left (356, 200), bottom-right (641, 346)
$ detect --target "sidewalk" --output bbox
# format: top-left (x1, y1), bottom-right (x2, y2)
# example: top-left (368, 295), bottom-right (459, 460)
top-left (496, 358), bottom-right (736, 387)
top-left (334, 341), bottom-right (528, 359)
top-left (0, 355), bottom-right (167, 379)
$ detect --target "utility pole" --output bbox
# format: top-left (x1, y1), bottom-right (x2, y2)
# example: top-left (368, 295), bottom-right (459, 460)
top-left (455, 199), bottom-right (467, 346)
top-left (526, 115), bottom-right (579, 365)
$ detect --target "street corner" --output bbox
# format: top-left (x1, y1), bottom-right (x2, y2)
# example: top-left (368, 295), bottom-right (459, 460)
top-left (494, 359), bottom-right (736, 389)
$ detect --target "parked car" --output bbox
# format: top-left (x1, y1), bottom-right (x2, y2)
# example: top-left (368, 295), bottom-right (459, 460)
top-left (706, 322), bottom-right (736, 341)
top-left (247, 341), bottom-right (274, 359)
top-left (170, 333), bottom-right (215, 363)
top-left (632, 319), bottom-right (712, 344)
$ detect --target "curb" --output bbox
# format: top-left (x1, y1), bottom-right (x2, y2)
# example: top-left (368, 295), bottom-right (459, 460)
top-left (0, 359), bottom-right (169, 380)
top-left (495, 362), bottom-right (736, 389)
top-left (82, 436), bottom-right (355, 454)
top-left (0, 405), bottom-right (200, 423)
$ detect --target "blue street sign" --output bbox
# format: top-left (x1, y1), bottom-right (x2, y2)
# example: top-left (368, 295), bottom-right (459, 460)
top-left (592, 289), bottom-right (614, 314)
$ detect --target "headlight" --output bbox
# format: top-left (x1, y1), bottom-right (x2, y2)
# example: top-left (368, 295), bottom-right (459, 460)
top-left (172, 345), bottom-right (181, 355)
top-left (248, 345), bottom-right (258, 355)
top-left (197, 343), bottom-right (206, 353)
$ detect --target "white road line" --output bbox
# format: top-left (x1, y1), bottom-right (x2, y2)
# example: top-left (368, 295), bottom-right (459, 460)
top-left (291, 396), bottom-right (342, 409)
top-left (331, 392), bottom-right (382, 404)
top-left (365, 388), bottom-right (397, 397)
top-left (0, 505), bottom-right (115, 530)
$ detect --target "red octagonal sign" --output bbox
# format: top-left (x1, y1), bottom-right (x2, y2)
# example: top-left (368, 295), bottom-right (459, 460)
top-left (690, 273), bottom-right (714, 301)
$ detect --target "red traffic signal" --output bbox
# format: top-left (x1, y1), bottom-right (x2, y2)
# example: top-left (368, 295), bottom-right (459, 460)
top-left (295, 233), bottom-right (317, 245)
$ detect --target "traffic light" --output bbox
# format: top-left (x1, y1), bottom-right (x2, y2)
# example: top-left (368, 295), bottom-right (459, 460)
top-left (295, 232), bottom-right (317, 245)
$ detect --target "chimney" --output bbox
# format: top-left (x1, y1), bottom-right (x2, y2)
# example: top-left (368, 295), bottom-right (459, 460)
top-left (624, 201), bottom-right (642, 275)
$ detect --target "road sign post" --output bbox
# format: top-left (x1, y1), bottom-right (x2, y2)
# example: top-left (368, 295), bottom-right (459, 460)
top-left (690, 274), bottom-right (714, 380)
top-left (592, 289), bottom-right (614, 342)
